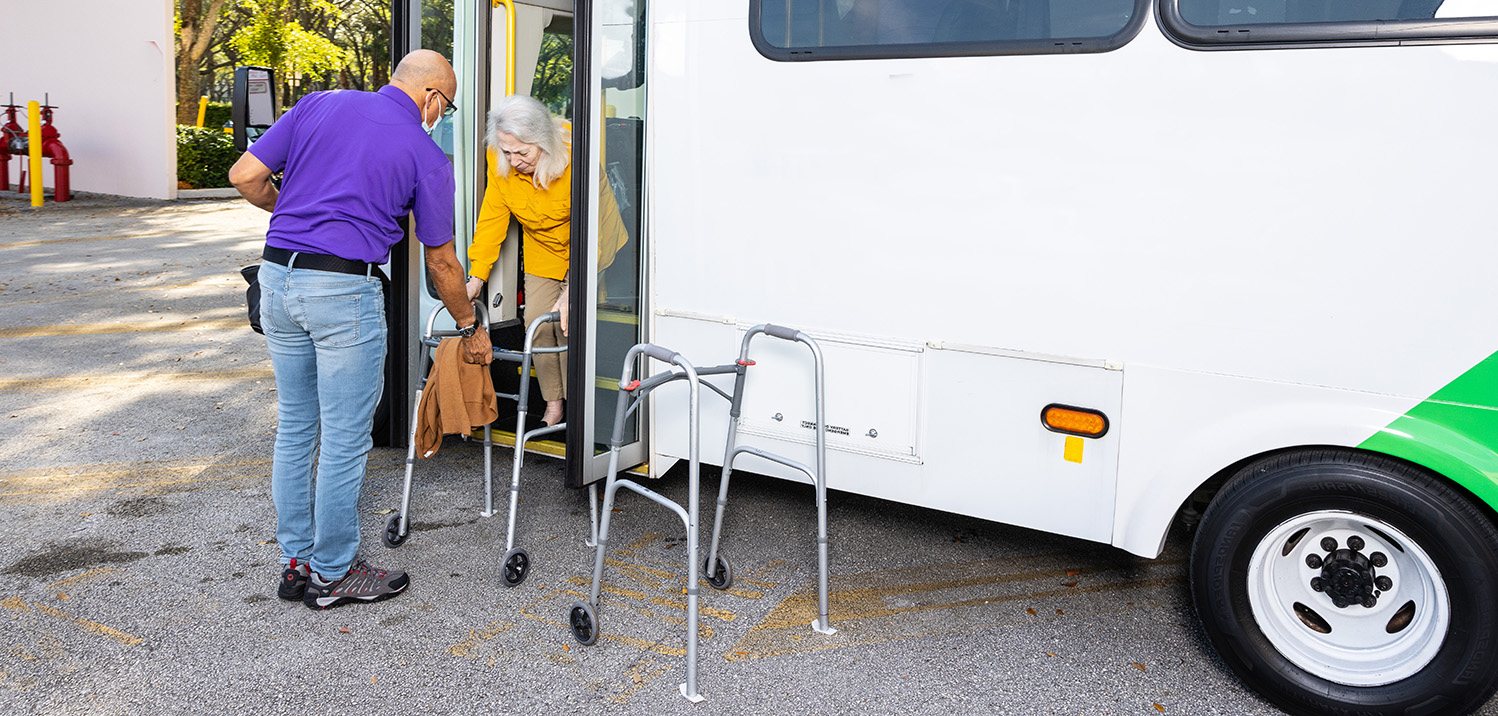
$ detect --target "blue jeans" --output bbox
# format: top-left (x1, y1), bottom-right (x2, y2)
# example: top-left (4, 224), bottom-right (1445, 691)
top-left (259, 259), bottom-right (386, 582)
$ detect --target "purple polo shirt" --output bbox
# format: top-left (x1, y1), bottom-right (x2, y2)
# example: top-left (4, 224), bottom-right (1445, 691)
top-left (248, 85), bottom-right (454, 263)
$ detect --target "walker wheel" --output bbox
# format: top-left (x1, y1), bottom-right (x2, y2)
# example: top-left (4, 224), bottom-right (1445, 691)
top-left (382, 513), bottom-right (407, 548)
top-left (569, 601), bottom-right (599, 646)
top-left (501, 548), bottom-right (530, 587)
top-left (703, 554), bottom-right (734, 590)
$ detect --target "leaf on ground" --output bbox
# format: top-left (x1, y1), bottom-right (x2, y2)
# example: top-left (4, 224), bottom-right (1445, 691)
top-left (1066, 569), bottom-right (1081, 576)
top-left (1154, 704), bottom-right (1165, 712)
top-left (371, 509), bottom-right (396, 515)
top-left (338, 627), bottom-right (352, 634)
top-left (1062, 581), bottom-right (1077, 588)
top-left (1026, 608), bottom-right (1037, 616)
top-left (369, 677), bottom-right (377, 684)
top-left (1132, 662), bottom-right (1146, 672)
top-left (563, 643), bottom-right (570, 652)
top-left (1055, 609), bottom-right (1064, 615)
top-left (1046, 652), bottom-right (1057, 658)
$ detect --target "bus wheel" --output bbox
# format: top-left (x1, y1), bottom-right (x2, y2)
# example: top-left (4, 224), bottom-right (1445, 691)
top-left (1191, 449), bottom-right (1498, 716)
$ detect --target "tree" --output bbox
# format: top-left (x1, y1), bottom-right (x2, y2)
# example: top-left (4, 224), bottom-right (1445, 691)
top-left (177, 0), bottom-right (232, 125)
top-left (532, 33), bottom-right (573, 119)
top-left (230, 0), bottom-right (349, 105)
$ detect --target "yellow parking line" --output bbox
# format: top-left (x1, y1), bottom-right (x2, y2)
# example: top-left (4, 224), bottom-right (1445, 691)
top-left (0, 317), bottom-right (246, 338)
top-left (0, 280), bottom-right (226, 308)
top-left (0, 368), bottom-right (273, 391)
top-left (31, 602), bottom-right (143, 647)
top-left (0, 473), bottom-right (267, 499)
top-left (48, 569), bottom-right (118, 590)
top-left (0, 230), bottom-right (177, 249)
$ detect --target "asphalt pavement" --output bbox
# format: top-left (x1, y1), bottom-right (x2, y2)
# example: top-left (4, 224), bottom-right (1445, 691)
top-left (3, 192), bottom-right (1490, 716)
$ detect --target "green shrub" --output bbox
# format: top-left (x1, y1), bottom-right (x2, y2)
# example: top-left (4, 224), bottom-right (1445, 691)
top-left (176, 125), bottom-right (238, 189)
top-left (204, 101), bottom-right (232, 130)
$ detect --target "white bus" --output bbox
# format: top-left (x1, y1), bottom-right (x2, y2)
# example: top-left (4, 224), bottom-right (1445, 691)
top-left (385, 0), bottom-right (1498, 712)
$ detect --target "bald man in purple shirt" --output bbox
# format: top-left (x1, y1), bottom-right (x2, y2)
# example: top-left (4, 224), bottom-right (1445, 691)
top-left (229, 50), bottom-right (489, 610)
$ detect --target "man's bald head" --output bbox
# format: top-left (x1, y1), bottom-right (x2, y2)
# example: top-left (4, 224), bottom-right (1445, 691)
top-left (391, 50), bottom-right (456, 97)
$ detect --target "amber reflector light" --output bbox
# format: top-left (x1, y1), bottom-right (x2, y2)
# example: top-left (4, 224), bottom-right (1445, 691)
top-left (1042, 404), bottom-right (1109, 438)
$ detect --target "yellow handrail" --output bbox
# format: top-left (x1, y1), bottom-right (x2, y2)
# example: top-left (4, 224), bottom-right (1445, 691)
top-left (493, 0), bottom-right (516, 96)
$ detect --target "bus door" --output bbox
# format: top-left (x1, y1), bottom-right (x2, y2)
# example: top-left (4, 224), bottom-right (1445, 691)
top-left (565, 0), bottom-right (648, 487)
top-left (471, 1), bottom-right (577, 453)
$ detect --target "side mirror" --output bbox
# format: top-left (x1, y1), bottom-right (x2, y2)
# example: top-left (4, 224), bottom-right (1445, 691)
top-left (231, 66), bottom-right (277, 152)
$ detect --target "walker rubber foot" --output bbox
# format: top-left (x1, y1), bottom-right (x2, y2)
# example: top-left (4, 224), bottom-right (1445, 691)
top-left (679, 683), bottom-right (704, 703)
top-left (811, 618), bottom-right (837, 636)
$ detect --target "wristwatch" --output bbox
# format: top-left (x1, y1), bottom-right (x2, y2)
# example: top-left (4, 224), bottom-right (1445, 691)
top-left (456, 318), bottom-right (481, 338)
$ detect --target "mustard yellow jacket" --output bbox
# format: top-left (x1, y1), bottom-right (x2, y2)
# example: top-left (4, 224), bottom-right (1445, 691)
top-left (468, 147), bottom-right (627, 282)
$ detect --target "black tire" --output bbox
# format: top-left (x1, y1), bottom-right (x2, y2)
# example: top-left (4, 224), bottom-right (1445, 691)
top-left (382, 513), bottom-right (407, 548)
top-left (1191, 449), bottom-right (1498, 716)
top-left (569, 601), bottom-right (599, 646)
top-left (702, 554), bottom-right (733, 590)
top-left (501, 548), bottom-right (530, 588)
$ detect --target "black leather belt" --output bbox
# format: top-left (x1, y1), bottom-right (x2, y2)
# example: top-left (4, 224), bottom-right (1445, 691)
top-left (262, 246), bottom-right (375, 276)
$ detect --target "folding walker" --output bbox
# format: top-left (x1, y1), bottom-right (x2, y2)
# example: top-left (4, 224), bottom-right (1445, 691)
top-left (566, 324), bottom-right (836, 702)
top-left (382, 300), bottom-right (572, 588)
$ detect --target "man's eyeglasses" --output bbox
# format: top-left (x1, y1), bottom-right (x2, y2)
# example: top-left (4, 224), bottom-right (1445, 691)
top-left (425, 87), bottom-right (457, 119)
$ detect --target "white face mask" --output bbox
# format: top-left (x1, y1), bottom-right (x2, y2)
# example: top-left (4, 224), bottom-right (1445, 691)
top-left (422, 92), bottom-right (446, 135)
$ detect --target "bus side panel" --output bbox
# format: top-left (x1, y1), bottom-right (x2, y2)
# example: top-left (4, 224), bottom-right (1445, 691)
top-left (1112, 364), bottom-right (1423, 557)
top-left (652, 315), bottom-right (1123, 543)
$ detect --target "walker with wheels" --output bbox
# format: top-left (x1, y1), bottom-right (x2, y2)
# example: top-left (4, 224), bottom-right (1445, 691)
top-left (566, 324), bottom-right (835, 702)
top-left (381, 300), bottom-right (572, 589)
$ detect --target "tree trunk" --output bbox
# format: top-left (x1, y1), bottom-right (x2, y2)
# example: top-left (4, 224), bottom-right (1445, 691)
top-left (177, 0), bottom-right (229, 125)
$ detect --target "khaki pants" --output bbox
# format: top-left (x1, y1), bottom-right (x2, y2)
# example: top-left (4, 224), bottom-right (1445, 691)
top-left (524, 273), bottom-right (567, 401)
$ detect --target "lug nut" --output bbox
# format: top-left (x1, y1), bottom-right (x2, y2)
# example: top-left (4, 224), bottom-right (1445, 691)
top-left (1375, 576), bottom-right (1393, 591)
top-left (1321, 537), bottom-right (1338, 552)
top-left (1370, 552), bottom-right (1387, 568)
top-left (1347, 535), bottom-right (1364, 551)
top-left (1306, 554), bottom-right (1323, 569)
top-left (1311, 577), bottom-right (1325, 592)
top-left (1362, 596), bottom-right (1377, 608)
top-left (1333, 597), bottom-right (1348, 608)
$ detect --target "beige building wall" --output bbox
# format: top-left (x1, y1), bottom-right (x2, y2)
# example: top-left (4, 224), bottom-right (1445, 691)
top-left (0, 0), bottom-right (177, 199)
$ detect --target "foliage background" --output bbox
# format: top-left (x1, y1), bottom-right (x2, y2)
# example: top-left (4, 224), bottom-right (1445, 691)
top-left (176, 126), bottom-right (239, 188)
top-left (176, 0), bottom-right (396, 125)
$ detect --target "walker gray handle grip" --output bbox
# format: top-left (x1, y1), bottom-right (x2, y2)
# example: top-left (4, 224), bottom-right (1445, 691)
top-left (638, 344), bottom-right (680, 364)
top-left (539, 311), bottom-right (561, 324)
top-left (764, 324), bottom-right (800, 341)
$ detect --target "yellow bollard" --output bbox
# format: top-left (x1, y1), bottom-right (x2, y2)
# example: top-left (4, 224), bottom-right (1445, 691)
top-left (27, 100), bottom-right (42, 208)
top-left (197, 96), bottom-right (208, 128)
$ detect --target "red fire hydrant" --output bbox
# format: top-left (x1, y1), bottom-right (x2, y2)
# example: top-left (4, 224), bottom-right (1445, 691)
top-left (1, 94), bottom-right (72, 202)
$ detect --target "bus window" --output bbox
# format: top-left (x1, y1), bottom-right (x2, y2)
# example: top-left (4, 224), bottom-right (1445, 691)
top-left (1179, 0), bottom-right (1495, 25)
top-left (1162, 0), bottom-right (1498, 46)
top-left (533, 13), bottom-right (573, 120)
top-left (751, 0), bottom-right (1145, 59)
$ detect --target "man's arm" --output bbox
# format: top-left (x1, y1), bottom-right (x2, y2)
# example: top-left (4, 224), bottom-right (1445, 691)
top-left (425, 241), bottom-right (493, 364)
top-left (229, 152), bottom-right (278, 212)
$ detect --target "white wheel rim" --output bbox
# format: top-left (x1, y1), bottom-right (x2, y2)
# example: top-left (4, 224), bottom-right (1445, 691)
top-left (1247, 509), bottom-right (1449, 686)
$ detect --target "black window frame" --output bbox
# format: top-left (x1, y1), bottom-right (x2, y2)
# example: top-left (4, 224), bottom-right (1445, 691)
top-left (748, 0), bottom-right (1151, 61)
top-left (1157, 0), bottom-right (1498, 49)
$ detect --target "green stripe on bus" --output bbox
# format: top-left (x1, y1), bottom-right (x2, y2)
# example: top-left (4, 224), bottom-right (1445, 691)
top-left (1359, 350), bottom-right (1498, 510)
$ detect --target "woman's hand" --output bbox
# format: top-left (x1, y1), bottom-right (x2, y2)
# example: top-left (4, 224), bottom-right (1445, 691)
top-left (552, 282), bottom-right (569, 337)
top-left (465, 276), bottom-right (484, 300)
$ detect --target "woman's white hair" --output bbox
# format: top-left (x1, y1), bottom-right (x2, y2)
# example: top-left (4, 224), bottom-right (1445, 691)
top-left (489, 95), bottom-right (571, 189)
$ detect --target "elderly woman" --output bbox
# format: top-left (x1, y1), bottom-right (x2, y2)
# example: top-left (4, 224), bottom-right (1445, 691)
top-left (466, 95), bottom-right (573, 427)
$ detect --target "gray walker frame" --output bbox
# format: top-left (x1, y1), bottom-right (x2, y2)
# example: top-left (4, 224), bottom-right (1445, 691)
top-left (383, 301), bottom-right (570, 588)
top-left (566, 324), bottom-right (835, 703)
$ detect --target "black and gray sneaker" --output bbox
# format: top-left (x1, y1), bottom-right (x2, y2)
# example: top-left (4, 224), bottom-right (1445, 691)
top-left (278, 558), bottom-right (310, 601)
top-left (302, 561), bottom-right (409, 610)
